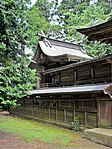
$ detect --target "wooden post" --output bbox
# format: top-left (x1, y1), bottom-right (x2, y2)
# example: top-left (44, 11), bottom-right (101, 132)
top-left (64, 109), bottom-right (66, 123)
top-left (52, 75), bottom-right (55, 87)
top-left (36, 70), bottom-right (42, 89)
top-left (110, 63), bottom-right (112, 81)
top-left (91, 67), bottom-right (94, 84)
top-left (106, 57), bottom-right (112, 81)
top-left (49, 108), bottom-right (50, 120)
top-left (41, 100), bottom-right (43, 118)
top-left (97, 98), bottom-right (100, 127)
top-left (56, 101), bottom-right (58, 121)
top-left (36, 66), bottom-right (45, 89)
top-left (59, 73), bottom-right (61, 87)
top-left (74, 99), bottom-right (75, 121)
top-left (74, 71), bottom-right (77, 85)
top-left (85, 111), bottom-right (87, 126)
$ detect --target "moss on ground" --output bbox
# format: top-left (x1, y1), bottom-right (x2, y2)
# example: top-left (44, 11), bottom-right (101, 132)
top-left (0, 116), bottom-right (80, 146)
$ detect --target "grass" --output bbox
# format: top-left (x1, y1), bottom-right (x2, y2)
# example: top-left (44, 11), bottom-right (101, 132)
top-left (0, 115), bottom-right (80, 146)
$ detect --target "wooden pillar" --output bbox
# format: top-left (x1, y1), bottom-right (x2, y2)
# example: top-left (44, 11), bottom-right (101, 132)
top-left (97, 98), bottom-right (100, 127)
top-left (91, 67), bottom-right (94, 84)
top-left (59, 73), bottom-right (61, 87)
top-left (56, 101), bottom-right (58, 121)
top-left (36, 71), bottom-right (41, 89)
top-left (73, 98), bottom-right (75, 121)
top-left (110, 63), bottom-right (112, 81)
top-left (49, 108), bottom-right (50, 120)
top-left (64, 109), bottom-right (66, 123)
top-left (106, 57), bottom-right (112, 81)
top-left (84, 111), bottom-right (87, 126)
top-left (74, 71), bottom-right (77, 85)
top-left (36, 66), bottom-right (45, 89)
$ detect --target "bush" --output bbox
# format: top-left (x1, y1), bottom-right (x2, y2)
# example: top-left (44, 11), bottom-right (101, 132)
top-left (71, 117), bottom-right (80, 132)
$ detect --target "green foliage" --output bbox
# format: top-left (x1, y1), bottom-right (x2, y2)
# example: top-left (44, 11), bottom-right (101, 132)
top-left (27, 0), bottom-right (60, 50)
top-left (0, 0), bottom-right (31, 63)
top-left (35, 0), bottom-right (51, 20)
top-left (0, 58), bottom-right (36, 110)
top-left (57, 1), bottom-right (108, 39)
top-left (54, 0), bottom-right (112, 57)
top-left (71, 117), bottom-right (80, 132)
top-left (27, 6), bottom-right (50, 50)
top-left (84, 41), bottom-right (112, 57)
top-left (0, 0), bottom-right (37, 110)
top-left (1, 0), bottom-right (112, 110)
top-left (1, 100), bottom-right (17, 112)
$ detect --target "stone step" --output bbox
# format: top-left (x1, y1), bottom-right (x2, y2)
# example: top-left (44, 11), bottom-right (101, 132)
top-left (84, 128), bottom-right (112, 148)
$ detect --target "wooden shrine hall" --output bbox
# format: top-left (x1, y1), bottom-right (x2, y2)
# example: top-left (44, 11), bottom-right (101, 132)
top-left (12, 20), bottom-right (112, 129)
top-left (77, 19), bottom-right (112, 44)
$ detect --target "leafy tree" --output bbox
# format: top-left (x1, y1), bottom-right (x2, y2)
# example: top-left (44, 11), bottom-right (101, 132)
top-left (54, 0), bottom-right (112, 57)
top-left (27, 6), bottom-right (50, 50)
top-left (27, 0), bottom-right (61, 49)
top-left (35, 0), bottom-right (51, 21)
top-left (0, 0), bottom-right (36, 111)
top-left (0, 58), bottom-right (36, 111)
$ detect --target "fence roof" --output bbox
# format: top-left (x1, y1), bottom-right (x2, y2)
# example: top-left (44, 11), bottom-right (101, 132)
top-left (29, 83), bottom-right (111, 95)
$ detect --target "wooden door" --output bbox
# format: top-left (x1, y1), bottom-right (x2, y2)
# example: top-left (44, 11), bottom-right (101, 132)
top-left (99, 100), bottom-right (112, 127)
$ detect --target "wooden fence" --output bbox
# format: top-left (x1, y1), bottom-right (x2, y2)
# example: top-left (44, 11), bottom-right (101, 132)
top-left (11, 94), bottom-right (98, 128)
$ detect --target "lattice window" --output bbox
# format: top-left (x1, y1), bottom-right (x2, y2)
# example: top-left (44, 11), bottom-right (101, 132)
top-left (43, 101), bottom-right (50, 106)
top-left (50, 101), bottom-right (56, 107)
top-left (83, 100), bottom-right (95, 108)
top-left (75, 100), bottom-right (96, 108)
top-left (59, 101), bottom-right (73, 107)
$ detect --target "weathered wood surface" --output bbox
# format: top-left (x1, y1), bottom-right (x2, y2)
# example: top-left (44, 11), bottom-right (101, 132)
top-left (40, 57), bottom-right (112, 88)
top-left (12, 94), bottom-right (100, 128)
top-left (76, 19), bottom-right (112, 44)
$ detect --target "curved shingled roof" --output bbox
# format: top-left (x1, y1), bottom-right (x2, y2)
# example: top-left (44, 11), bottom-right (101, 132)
top-left (76, 19), bottom-right (112, 44)
top-left (29, 36), bottom-right (92, 69)
top-left (39, 39), bottom-right (92, 59)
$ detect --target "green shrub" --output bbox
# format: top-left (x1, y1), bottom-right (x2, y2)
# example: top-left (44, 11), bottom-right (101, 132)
top-left (71, 117), bottom-right (80, 132)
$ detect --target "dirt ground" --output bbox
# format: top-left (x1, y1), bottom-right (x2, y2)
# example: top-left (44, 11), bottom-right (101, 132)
top-left (0, 111), bottom-right (111, 149)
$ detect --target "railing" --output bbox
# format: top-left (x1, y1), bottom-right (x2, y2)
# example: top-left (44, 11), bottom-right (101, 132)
top-left (40, 83), bottom-right (53, 88)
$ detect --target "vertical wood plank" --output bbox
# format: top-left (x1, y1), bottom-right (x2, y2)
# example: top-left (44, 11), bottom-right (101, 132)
top-left (74, 71), bottom-right (77, 85)
top-left (74, 110), bottom-right (75, 121)
top-left (85, 111), bottom-right (87, 126)
top-left (49, 108), bottom-right (50, 120)
top-left (97, 98), bottom-right (100, 127)
top-left (59, 73), bottom-right (61, 86)
top-left (91, 67), bottom-right (94, 84)
top-left (36, 71), bottom-right (41, 89)
top-left (56, 108), bottom-right (58, 121)
top-left (110, 63), bottom-right (112, 81)
top-left (73, 98), bottom-right (75, 121)
top-left (42, 100), bottom-right (43, 118)
top-left (64, 109), bottom-right (66, 123)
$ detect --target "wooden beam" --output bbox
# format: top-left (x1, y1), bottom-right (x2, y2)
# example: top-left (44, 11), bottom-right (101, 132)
top-left (87, 27), bottom-right (112, 36)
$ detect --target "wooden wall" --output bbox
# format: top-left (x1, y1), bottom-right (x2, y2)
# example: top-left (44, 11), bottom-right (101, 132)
top-left (11, 94), bottom-right (98, 128)
top-left (41, 59), bottom-right (112, 88)
top-left (98, 98), bottom-right (112, 127)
